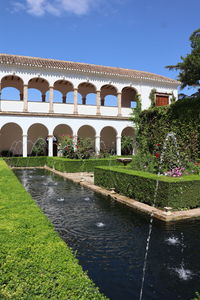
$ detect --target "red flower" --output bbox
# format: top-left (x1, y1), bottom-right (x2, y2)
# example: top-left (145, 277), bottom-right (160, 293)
top-left (155, 152), bottom-right (160, 158)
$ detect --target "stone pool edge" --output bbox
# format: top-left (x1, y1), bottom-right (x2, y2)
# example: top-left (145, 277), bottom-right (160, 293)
top-left (13, 166), bottom-right (200, 222)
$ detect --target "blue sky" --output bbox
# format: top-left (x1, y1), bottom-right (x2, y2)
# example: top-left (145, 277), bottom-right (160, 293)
top-left (1, 0), bottom-right (200, 94)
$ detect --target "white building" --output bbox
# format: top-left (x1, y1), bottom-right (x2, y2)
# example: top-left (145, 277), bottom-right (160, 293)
top-left (0, 54), bottom-right (179, 157)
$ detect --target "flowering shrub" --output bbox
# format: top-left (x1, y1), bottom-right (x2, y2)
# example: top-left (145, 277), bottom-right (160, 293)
top-left (154, 143), bottom-right (161, 159)
top-left (58, 135), bottom-right (95, 159)
top-left (164, 167), bottom-right (185, 177)
top-left (58, 135), bottom-right (74, 159)
top-left (75, 137), bottom-right (95, 159)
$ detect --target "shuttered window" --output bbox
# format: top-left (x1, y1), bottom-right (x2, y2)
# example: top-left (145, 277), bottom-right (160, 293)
top-left (155, 95), bottom-right (169, 106)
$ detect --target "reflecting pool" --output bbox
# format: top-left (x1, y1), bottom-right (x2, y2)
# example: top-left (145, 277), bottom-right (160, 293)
top-left (14, 169), bottom-right (200, 300)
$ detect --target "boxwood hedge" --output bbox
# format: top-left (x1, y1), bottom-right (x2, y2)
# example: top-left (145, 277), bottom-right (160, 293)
top-left (0, 159), bottom-right (107, 299)
top-left (4, 156), bottom-right (120, 172)
top-left (46, 157), bottom-right (120, 172)
top-left (94, 166), bottom-right (200, 209)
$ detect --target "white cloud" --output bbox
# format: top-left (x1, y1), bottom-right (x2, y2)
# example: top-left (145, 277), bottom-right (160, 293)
top-left (12, 0), bottom-right (95, 16)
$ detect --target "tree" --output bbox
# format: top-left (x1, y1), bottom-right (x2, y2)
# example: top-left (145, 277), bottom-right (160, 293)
top-left (166, 29), bottom-right (200, 89)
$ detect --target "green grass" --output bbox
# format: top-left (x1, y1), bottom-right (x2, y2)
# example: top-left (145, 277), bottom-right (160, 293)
top-left (0, 159), bottom-right (107, 299)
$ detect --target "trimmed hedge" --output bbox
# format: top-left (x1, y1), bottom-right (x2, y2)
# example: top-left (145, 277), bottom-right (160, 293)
top-left (46, 157), bottom-right (120, 172)
top-left (4, 156), bottom-right (47, 167)
top-left (0, 159), bottom-right (107, 299)
top-left (94, 166), bottom-right (200, 209)
top-left (4, 156), bottom-right (120, 172)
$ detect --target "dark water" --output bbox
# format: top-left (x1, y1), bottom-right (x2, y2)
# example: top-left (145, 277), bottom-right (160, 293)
top-left (14, 169), bottom-right (200, 300)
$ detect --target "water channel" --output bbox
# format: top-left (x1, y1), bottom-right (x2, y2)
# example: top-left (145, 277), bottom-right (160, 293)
top-left (14, 168), bottom-right (200, 300)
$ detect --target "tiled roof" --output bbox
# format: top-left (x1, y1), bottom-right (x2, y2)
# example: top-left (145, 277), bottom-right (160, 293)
top-left (0, 53), bottom-right (179, 84)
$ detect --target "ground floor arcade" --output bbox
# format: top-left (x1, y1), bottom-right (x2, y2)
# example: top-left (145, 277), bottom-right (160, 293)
top-left (0, 115), bottom-right (135, 157)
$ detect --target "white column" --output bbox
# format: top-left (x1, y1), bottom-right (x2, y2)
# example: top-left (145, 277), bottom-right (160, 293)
top-left (23, 84), bottom-right (28, 112)
top-left (22, 134), bottom-right (28, 157)
top-left (48, 135), bottom-right (53, 157)
top-left (49, 86), bottom-right (54, 113)
top-left (96, 90), bottom-right (101, 115)
top-left (117, 92), bottom-right (122, 116)
top-left (116, 135), bottom-right (121, 156)
top-left (73, 88), bottom-right (78, 114)
top-left (95, 136), bottom-right (100, 154)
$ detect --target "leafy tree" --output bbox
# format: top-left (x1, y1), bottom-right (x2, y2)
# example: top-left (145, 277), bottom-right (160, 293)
top-left (166, 29), bottom-right (200, 89)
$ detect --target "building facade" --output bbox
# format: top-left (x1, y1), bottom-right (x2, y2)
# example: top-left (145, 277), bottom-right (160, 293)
top-left (0, 54), bottom-right (179, 157)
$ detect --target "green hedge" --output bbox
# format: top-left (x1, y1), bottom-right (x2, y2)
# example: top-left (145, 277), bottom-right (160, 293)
top-left (46, 157), bottom-right (120, 172)
top-left (94, 166), bottom-right (200, 209)
top-left (4, 156), bottom-right (120, 172)
top-left (0, 159), bottom-right (107, 299)
top-left (4, 156), bottom-right (47, 167)
top-left (136, 96), bottom-right (200, 160)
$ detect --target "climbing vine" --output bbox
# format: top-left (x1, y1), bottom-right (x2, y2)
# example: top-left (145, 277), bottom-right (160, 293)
top-left (134, 96), bottom-right (200, 160)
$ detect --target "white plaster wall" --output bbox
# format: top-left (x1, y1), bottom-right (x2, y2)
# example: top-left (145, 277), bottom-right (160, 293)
top-left (54, 103), bottom-right (74, 114)
top-left (78, 105), bottom-right (96, 116)
top-left (0, 100), bottom-right (23, 112)
top-left (100, 106), bottom-right (118, 116)
top-left (28, 102), bottom-right (49, 113)
top-left (121, 107), bottom-right (132, 118)
top-left (140, 84), bottom-right (178, 110)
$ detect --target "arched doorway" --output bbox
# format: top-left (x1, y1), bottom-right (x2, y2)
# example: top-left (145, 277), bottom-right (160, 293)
top-left (27, 123), bottom-right (48, 156)
top-left (121, 127), bottom-right (135, 155)
top-left (0, 123), bottom-right (22, 156)
top-left (53, 124), bottom-right (73, 156)
top-left (100, 126), bottom-right (117, 154)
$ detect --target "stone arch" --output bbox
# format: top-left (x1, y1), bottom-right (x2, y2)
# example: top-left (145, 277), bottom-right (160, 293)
top-left (100, 84), bottom-right (118, 106)
top-left (0, 122), bottom-right (22, 156)
top-left (78, 82), bottom-right (96, 105)
top-left (78, 125), bottom-right (96, 138)
top-left (54, 80), bottom-right (74, 103)
top-left (27, 123), bottom-right (48, 155)
top-left (121, 127), bottom-right (136, 155)
top-left (28, 77), bottom-right (49, 102)
top-left (1, 75), bottom-right (24, 100)
top-left (53, 124), bottom-right (73, 156)
top-left (53, 124), bottom-right (73, 138)
top-left (121, 87), bottom-right (138, 108)
top-left (100, 126), bottom-right (117, 154)
top-left (77, 125), bottom-right (96, 150)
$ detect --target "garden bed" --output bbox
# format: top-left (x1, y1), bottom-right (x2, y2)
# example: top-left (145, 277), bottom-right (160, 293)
top-left (0, 159), bottom-right (107, 299)
top-left (94, 166), bottom-right (200, 209)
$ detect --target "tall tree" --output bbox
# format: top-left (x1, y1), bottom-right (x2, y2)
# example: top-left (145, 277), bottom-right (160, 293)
top-left (166, 29), bottom-right (200, 89)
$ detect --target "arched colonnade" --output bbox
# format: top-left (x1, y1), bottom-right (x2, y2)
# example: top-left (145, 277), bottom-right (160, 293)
top-left (0, 122), bottom-right (135, 157)
top-left (0, 75), bottom-right (138, 115)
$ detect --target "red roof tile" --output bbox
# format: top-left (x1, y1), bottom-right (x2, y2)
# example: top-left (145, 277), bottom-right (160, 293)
top-left (0, 53), bottom-right (179, 84)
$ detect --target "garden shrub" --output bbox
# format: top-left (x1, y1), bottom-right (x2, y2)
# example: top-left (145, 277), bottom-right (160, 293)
top-left (0, 159), bottom-right (107, 299)
top-left (121, 135), bottom-right (134, 155)
top-left (31, 137), bottom-right (47, 156)
top-left (4, 156), bottom-right (47, 167)
top-left (94, 166), bottom-right (200, 209)
top-left (47, 157), bottom-right (120, 172)
top-left (134, 96), bottom-right (200, 160)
